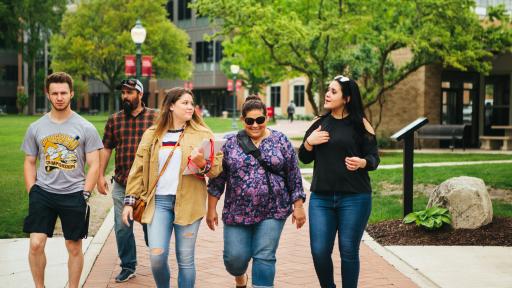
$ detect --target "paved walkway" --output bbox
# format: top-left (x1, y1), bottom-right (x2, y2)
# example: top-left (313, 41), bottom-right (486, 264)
top-left (85, 184), bottom-right (419, 287)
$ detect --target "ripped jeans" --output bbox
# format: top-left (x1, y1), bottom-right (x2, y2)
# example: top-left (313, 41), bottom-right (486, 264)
top-left (148, 195), bottom-right (201, 288)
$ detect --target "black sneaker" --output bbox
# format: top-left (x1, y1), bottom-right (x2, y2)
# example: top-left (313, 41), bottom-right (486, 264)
top-left (115, 269), bottom-right (136, 283)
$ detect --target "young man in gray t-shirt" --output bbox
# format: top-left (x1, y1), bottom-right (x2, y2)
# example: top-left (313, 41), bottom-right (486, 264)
top-left (21, 72), bottom-right (103, 288)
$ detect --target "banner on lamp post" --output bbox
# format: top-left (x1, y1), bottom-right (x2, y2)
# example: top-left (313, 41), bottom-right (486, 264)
top-left (227, 79), bottom-right (233, 91)
top-left (125, 55), bottom-right (136, 77)
top-left (184, 81), bottom-right (194, 90)
top-left (141, 56), bottom-right (152, 77)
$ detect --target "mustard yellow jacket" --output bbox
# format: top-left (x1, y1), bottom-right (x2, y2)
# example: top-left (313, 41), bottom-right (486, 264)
top-left (125, 125), bottom-right (223, 225)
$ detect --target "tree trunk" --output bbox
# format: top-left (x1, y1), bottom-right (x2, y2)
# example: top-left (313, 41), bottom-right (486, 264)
top-left (28, 55), bottom-right (36, 115)
top-left (305, 77), bottom-right (319, 116)
top-left (108, 88), bottom-right (115, 114)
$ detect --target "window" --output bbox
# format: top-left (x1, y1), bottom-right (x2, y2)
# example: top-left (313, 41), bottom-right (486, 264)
top-left (195, 41), bottom-right (214, 63)
top-left (0, 65), bottom-right (17, 81)
top-left (215, 41), bottom-right (223, 63)
top-left (166, 0), bottom-right (174, 22)
top-left (270, 86), bottom-right (281, 107)
top-left (196, 41), bottom-right (222, 63)
top-left (293, 85), bottom-right (305, 107)
top-left (177, 0), bottom-right (192, 20)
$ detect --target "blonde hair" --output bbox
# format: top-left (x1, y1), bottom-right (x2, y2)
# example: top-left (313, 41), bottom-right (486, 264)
top-left (154, 87), bottom-right (210, 137)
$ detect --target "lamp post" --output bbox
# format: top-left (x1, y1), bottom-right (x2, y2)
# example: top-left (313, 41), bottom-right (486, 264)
top-left (230, 64), bottom-right (240, 130)
top-left (131, 19), bottom-right (147, 80)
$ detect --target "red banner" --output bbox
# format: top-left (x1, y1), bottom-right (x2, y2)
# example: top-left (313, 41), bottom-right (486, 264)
top-left (236, 79), bottom-right (242, 90)
top-left (125, 55), bottom-right (136, 77)
top-left (227, 79), bottom-right (233, 91)
top-left (184, 81), bottom-right (194, 90)
top-left (141, 56), bottom-right (153, 77)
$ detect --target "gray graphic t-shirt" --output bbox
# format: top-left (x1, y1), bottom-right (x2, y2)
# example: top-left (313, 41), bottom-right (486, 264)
top-left (21, 112), bottom-right (103, 194)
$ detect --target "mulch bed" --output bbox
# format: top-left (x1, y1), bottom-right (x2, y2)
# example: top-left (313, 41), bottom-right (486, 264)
top-left (366, 217), bottom-right (512, 246)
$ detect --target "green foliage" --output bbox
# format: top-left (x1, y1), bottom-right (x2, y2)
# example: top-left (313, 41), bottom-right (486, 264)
top-left (194, 0), bottom-right (512, 125)
top-left (16, 91), bottom-right (28, 114)
top-left (403, 206), bottom-right (452, 230)
top-left (51, 0), bottom-right (192, 113)
top-left (193, 0), bottom-right (351, 116)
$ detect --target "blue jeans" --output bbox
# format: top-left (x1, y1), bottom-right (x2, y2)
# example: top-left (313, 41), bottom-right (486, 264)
top-left (309, 192), bottom-right (372, 288)
top-left (223, 219), bottom-right (286, 288)
top-left (112, 181), bottom-right (137, 271)
top-left (148, 195), bottom-right (201, 288)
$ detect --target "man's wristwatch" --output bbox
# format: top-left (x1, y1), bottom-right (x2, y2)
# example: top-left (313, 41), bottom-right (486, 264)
top-left (83, 190), bottom-right (91, 202)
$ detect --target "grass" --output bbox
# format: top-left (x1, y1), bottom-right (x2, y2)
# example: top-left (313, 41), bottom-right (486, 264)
top-left (303, 176), bottom-right (512, 223)
top-left (0, 115), bottom-right (247, 238)
top-left (298, 152), bottom-right (512, 168)
top-left (0, 115), bottom-right (112, 238)
top-left (370, 163), bottom-right (512, 190)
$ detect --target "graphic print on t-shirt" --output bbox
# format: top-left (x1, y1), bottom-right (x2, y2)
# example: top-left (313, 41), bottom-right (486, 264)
top-left (41, 133), bottom-right (80, 172)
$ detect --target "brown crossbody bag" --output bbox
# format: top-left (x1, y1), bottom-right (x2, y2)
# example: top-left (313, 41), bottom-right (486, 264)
top-left (133, 131), bottom-right (185, 223)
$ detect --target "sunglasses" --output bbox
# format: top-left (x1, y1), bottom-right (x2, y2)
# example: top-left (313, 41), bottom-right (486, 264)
top-left (244, 116), bottom-right (266, 125)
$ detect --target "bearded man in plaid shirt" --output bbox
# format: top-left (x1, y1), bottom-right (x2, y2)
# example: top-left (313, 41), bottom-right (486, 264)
top-left (97, 78), bottom-right (158, 283)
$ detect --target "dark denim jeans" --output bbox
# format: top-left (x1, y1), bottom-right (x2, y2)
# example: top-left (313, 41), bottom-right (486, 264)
top-left (112, 181), bottom-right (137, 271)
top-left (309, 192), bottom-right (372, 288)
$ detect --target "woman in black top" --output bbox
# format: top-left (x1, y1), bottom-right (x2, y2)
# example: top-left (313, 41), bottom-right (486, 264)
top-left (299, 75), bottom-right (379, 288)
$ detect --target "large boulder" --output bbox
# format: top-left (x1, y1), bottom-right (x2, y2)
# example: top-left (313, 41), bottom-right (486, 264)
top-left (428, 176), bottom-right (493, 229)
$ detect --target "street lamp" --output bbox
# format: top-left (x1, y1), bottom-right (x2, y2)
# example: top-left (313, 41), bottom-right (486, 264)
top-left (230, 64), bottom-right (240, 130)
top-left (131, 19), bottom-right (146, 80)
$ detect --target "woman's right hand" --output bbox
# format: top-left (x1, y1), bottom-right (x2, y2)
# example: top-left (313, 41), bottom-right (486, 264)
top-left (306, 125), bottom-right (330, 146)
top-left (206, 208), bottom-right (218, 231)
top-left (122, 205), bottom-right (133, 227)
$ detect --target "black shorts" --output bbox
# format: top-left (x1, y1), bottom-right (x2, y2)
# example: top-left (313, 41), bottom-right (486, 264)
top-left (23, 185), bottom-right (89, 240)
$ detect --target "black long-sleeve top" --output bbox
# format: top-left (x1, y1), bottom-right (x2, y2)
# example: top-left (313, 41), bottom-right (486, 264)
top-left (298, 114), bottom-right (380, 195)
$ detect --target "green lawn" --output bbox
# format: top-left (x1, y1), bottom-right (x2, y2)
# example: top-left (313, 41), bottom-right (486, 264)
top-left (305, 160), bottom-right (512, 223)
top-left (0, 114), bottom-right (245, 237)
top-left (299, 152), bottom-right (512, 168)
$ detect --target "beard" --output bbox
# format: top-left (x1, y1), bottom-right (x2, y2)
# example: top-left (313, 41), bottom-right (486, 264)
top-left (49, 100), bottom-right (71, 112)
top-left (123, 97), bottom-right (139, 116)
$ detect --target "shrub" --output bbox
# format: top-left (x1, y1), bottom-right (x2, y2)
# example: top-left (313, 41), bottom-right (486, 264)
top-left (403, 206), bottom-right (452, 230)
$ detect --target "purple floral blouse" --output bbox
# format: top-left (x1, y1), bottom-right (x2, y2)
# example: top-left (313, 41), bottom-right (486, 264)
top-left (208, 130), bottom-right (306, 225)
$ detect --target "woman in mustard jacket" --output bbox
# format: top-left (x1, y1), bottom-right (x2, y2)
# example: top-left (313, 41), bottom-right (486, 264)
top-left (122, 87), bottom-right (222, 288)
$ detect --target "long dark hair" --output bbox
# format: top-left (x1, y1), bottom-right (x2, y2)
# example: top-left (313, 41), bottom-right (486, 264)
top-left (333, 76), bottom-right (370, 137)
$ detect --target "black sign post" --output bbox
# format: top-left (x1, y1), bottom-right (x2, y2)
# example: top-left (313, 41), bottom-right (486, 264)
top-left (391, 117), bottom-right (429, 217)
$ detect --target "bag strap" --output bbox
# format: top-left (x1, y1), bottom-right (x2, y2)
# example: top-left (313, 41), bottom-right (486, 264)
top-left (236, 130), bottom-right (290, 198)
top-left (236, 130), bottom-right (284, 178)
top-left (145, 129), bottom-right (186, 198)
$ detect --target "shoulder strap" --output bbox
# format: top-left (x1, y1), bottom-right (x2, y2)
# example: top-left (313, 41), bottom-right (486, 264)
top-left (236, 130), bottom-right (283, 178)
top-left (147, 130), bottom-right (185, 196)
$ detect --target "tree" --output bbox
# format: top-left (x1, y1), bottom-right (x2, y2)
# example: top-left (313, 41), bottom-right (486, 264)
top-left (193, 0), bottom-right (353, 115)
top-left (51, 0), bottom-right (192, 113)
top-left (333, 0), bottom-right (512, 129)
top-left (219, 36), bottom-right (290, 95)
top-left (194, 0), bottom-right (511, 123)
top-left (5, 0), bottom-right (67, 115)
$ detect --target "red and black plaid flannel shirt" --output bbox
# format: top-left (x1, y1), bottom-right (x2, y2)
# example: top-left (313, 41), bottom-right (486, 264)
top-left (103, 107), bottom-right (158, 186)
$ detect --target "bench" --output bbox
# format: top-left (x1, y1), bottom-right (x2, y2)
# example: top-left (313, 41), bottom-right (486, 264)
top-left (479, 136), bottom-right (512, 150)
top-left (416, 124), bottom-right (467, 151)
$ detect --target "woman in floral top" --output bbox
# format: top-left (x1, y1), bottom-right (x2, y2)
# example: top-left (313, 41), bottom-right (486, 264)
top-left (207, 95), bottom-right (306, 288)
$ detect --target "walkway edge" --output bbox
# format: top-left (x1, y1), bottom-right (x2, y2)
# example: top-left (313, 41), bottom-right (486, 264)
top-left (77, 206), bottom-right (115, 287)
top-left (362, 232), bottom-right (440, 288)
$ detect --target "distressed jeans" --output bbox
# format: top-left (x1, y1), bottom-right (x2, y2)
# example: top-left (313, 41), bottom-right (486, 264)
top-left (148, 195), bottom-right (201, 288)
